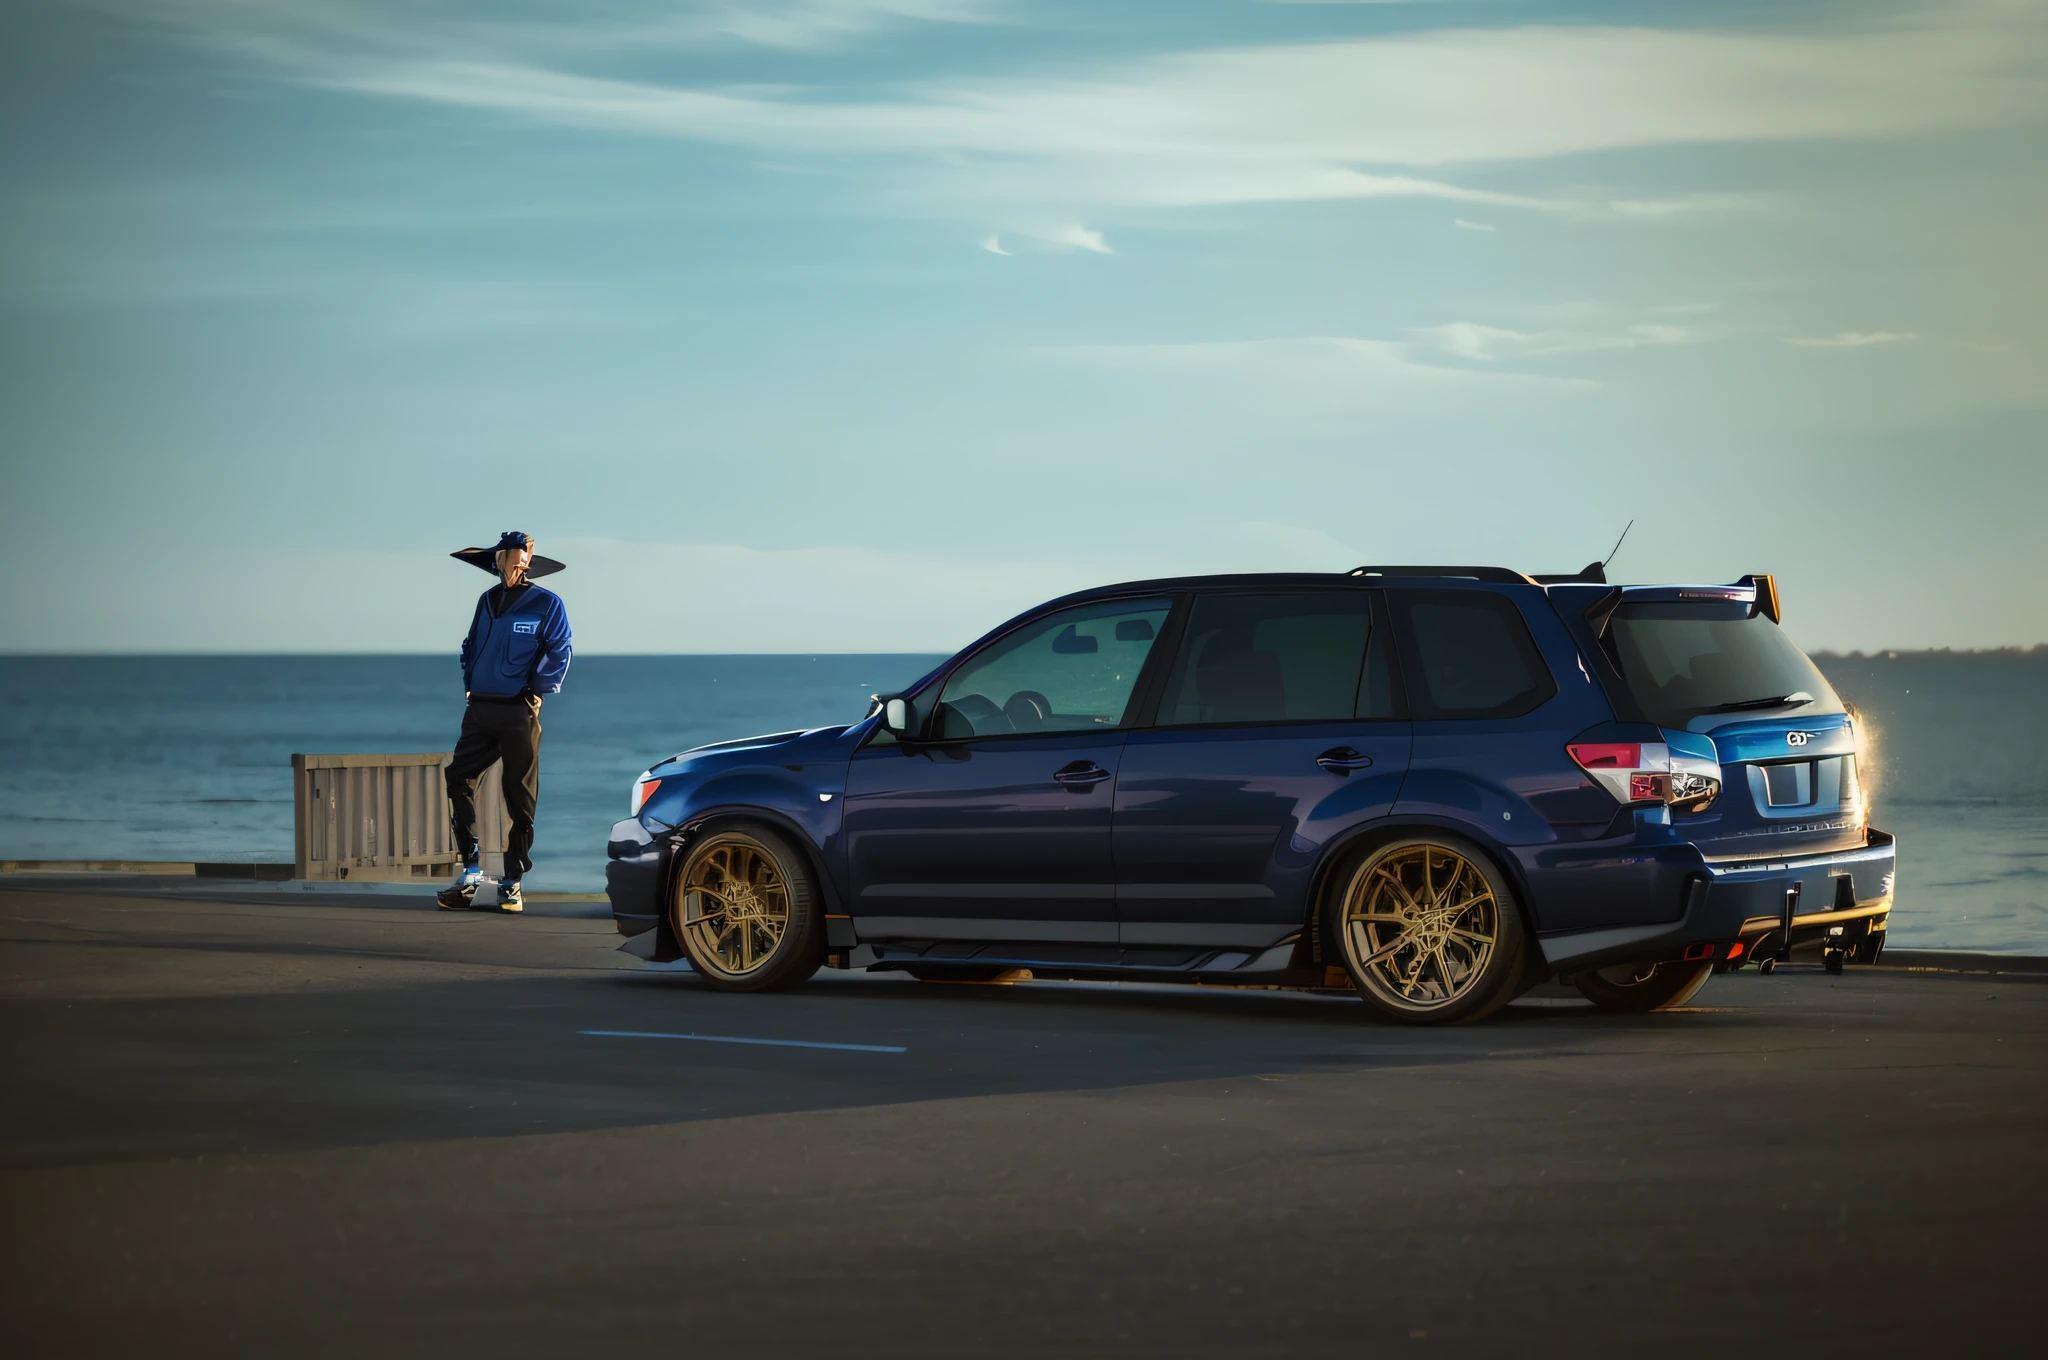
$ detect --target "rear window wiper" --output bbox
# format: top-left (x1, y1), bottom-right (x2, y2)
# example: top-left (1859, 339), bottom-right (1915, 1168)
top-left (1705, 691), bottom-right (1814, 713)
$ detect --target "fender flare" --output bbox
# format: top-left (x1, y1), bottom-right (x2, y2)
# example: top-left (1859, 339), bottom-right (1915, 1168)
top-left (652, 803), bottom-right (843, 960)
top-left (1297, 814), bottom-right (1542, 967)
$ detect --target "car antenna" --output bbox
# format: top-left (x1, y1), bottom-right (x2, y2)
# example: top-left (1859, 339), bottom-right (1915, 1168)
top-left (1602, 519), bottom-right (1634, 572)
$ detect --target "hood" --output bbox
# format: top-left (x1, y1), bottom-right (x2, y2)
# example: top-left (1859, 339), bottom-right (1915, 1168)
top-left (653, 725), bottom-right (852, 776)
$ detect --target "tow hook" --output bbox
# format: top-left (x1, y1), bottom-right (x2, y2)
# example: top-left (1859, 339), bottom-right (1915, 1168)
top-left (1758, 882), bottom-right (1800, 975)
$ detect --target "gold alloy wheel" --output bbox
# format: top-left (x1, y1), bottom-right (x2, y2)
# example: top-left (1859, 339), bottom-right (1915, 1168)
top-left (1338, 843), bottom-right (1500, 1012)
top-left (678, 834), bottom-right (792, 980)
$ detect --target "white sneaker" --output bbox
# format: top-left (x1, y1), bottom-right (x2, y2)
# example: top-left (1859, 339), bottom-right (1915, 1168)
top-left (436, 864), bottom-right (484, 909)
top-left (495, 880), bottom-right (524, 913)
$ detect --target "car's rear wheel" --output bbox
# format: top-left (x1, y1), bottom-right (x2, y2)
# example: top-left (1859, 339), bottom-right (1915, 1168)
top-left (671, 825), bottom-right (823, 992)
top-left (1327, 836), bottom-right (1528, 1025)
top-left (1573, 961), bottom-right (1713, 1013)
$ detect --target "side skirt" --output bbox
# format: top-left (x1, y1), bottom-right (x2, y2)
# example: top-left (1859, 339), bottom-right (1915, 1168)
top-left (853, 937), bottom-right (1345, 990)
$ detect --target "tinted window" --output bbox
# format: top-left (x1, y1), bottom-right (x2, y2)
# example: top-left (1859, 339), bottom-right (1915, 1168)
top-left (1157, 592), bottom-right (1373, 725)
top-left (1610, 602), bottom-right (1843, 728)
top-left (1391, 590), bottom-right (1555, 720)
top-left (1357, 608), bottom-right (1399, 720)
top-left (935, 598), bottom-right (1171, 738)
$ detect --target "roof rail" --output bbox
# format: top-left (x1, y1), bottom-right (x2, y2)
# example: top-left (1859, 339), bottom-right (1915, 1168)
top-left (1348, 565), bottom-right (1534, 585)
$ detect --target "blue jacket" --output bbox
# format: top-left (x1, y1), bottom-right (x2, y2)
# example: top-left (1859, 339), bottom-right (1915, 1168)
top-left (461, 583), bottom-right (572, 698)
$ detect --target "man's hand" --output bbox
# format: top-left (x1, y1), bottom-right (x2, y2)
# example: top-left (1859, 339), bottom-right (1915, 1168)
top-left (524, 693), bottom-right (542, 716)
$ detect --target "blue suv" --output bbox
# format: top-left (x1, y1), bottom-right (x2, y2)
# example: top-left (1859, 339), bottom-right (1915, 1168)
top-left (605, 566), bottom-right (1895, 1024)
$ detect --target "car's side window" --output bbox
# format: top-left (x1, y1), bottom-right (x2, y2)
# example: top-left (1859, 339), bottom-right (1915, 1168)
top-left (1154, 592), bottom-right (1375, 726)
top-left (934, 598), bottom-right (1173, 739)
top-left (1357, 598), bottom-right (1399, 719)
top-left (1388, 590), bottom-right (1557, 720)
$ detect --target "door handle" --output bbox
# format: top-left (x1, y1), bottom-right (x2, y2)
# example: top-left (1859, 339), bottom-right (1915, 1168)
top-left (1316, 747), bottom-right (1374, 774)
top-left (1052, 761), bottom-right (1112, 786)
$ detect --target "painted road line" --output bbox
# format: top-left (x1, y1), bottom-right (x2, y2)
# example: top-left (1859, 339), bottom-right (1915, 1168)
top-left (578, 1029), bottom-right (907, 1053)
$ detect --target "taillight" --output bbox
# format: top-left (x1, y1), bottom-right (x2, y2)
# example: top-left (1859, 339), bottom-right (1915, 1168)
top-left (1569, 743), bottom-right (1721, 812)
top-left (1567, 743), bottom-right (1640, 770)
top-left (630, 776), bottom-right (663, 816)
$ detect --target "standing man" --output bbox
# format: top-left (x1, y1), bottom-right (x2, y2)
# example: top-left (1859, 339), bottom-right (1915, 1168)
top-left (438, 531), bottom-right (572, 913)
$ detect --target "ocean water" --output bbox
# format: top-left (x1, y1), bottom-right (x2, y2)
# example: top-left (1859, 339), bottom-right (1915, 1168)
top-left (1812, 649), bottom-right (2048, 954)
top-left (1, 651), bottom-right (2042, 953)
top-left (0, 655), bottom-right (941, 894)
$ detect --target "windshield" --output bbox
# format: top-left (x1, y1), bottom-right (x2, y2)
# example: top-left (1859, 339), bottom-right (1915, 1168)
top-left (1608, 601), bottom-right (1844, 729)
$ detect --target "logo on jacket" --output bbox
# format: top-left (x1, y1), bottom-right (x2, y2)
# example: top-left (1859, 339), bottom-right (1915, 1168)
top-left (1786, 731), bottom-right (1810, 746)
top-left (512, 620), bottom-right (537, 635)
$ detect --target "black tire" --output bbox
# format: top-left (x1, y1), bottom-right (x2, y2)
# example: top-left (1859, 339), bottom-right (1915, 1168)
top-left (1324, 834), bottom-right (1529, 1025)
top-left (1573, 960), bottom-right (1713, 1013)
top-left (670, 823), bottom-right (825, 992)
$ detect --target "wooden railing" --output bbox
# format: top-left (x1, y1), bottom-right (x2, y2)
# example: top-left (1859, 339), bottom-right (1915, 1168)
top-left (292, 753), bottom-right (508, 882)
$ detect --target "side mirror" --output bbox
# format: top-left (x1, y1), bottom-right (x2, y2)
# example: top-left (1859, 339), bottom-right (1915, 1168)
top-left (876, 695), bottom-right (914, 737)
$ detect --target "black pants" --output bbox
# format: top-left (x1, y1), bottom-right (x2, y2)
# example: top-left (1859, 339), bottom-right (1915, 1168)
top-left (446, 698), bottom-right (541, 879)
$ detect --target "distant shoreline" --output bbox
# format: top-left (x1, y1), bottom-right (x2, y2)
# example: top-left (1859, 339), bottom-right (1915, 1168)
top-left (0, 650), bottom-right (953, 660)
top-left (1813, 645), bottom-right (2048, 661)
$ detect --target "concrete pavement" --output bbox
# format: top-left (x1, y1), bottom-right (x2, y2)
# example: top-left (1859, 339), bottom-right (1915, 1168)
top-left (1, 886), bottom-right (2042, 1356)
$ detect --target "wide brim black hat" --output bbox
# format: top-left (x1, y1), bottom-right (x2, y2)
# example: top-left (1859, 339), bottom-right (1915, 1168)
top-left (451, 547), bottom-right (565, 578)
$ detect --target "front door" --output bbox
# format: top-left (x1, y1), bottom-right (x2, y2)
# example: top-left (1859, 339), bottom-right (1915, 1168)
top-left (843, 596), bottom-right (1175, 943)
top-left (1114, 590), bottom-right (1412, 949)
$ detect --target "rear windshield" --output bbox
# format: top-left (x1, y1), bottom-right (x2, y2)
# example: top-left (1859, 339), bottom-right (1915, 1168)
top-left (1608, 602), bottom-right (1844, 729)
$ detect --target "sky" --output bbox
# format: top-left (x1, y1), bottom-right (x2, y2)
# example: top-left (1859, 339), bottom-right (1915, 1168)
top-left (1, 0), bottom-right (2043, 655)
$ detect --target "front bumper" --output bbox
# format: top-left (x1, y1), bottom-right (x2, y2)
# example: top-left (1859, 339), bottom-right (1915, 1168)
top-left (1538, 828), bottom-right (1895, 973)
top-left (605, 817), bottom-right (662, 937)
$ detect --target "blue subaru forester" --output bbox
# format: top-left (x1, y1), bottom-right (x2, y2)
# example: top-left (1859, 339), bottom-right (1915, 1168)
top-left (605, 566), bottom-right (1895, 1024)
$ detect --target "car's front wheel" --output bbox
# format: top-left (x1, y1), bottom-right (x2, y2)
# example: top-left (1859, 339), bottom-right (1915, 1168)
top-left (1573, 961), bottom-right (1713, 1012)
top-left (671, 824), bottom-right (824, 991)
top-left (1326, 836), bottom-right (1528, 1025)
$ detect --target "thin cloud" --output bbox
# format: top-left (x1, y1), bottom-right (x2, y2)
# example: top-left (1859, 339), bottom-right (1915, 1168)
top-left (978, 226), bottom-right (1108, 255)
top-left (126, 2), bottom-right (2048, 215)
top-left (1047, 335), bottom-right (1595, 394)
top-left (1047, 225), bottom-right (1111, 254)
top-left (1416, 322), bottom-right (1533, 361)
top-left (1784, 331), bottom-right (1919, 348)
top-left (1453, 218), bottom-right (1496, 231)
top-left (1412, 319), bottom-right (1704, 361)
top-left (1605, 194), bottom-right (1768, 218)
top-left (151, 0), bottom-right (1001, 58)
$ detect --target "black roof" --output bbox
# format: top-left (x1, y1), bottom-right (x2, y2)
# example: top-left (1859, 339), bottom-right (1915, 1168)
top-left (1026, 565), bottom-right (1612, 615)
top-left (919, 564), bottom-right (1623, 680)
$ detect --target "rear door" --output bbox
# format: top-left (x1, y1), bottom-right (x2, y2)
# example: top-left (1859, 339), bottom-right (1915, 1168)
top-left (1112, 590), bottom-right (1412, 949)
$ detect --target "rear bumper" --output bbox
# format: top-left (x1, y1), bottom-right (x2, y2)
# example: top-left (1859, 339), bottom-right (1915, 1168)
top-left (1538, 828), bottom-right (1895, 972)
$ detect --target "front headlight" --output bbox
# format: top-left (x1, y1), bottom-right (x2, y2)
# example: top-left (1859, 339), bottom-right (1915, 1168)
top-left (630, 772), bottom-right (663, 816)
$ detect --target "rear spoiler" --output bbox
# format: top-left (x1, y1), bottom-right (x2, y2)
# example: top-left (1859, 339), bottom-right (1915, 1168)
top-left (1595, 574), bottom-right (1781, 629)
top-left (1745, 573), bottom-right (1781, 623)
top-left (1532, 561), bottom-right (1608, 585)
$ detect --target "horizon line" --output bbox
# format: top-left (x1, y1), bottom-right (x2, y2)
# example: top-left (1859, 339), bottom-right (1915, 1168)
top-left (2, 645), bottom-right (2045, 660)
